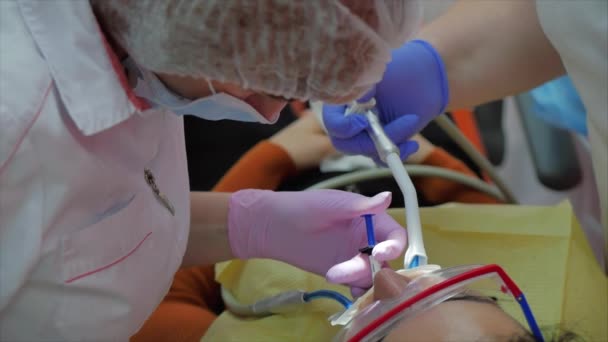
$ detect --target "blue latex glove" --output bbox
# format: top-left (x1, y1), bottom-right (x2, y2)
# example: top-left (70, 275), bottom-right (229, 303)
top-left (323, 40), bottom-right (449, 160)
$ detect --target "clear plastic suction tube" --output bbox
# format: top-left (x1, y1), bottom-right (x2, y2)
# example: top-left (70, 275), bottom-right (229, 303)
top-left (385, 152), bottom-right (427, 268)
top-left (345, 99), bottom-right (427, 269)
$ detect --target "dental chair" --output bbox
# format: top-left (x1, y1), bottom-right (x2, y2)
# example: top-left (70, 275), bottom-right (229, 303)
top-left (514, 94), bottom-right (582, 191)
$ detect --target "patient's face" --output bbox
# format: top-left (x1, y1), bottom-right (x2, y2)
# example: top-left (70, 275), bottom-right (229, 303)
top-left (362, 269), bottom-right (528, 341)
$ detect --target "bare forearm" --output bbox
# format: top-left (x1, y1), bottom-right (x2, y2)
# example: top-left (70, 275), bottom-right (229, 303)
top-left (418, 0), bottom-right (565, 110)
top-left (182, 191), bottom-right (234, 267)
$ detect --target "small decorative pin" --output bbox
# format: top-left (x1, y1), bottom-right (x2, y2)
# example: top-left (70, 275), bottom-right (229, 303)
top-left (144, 169), bottom-right (175, 216)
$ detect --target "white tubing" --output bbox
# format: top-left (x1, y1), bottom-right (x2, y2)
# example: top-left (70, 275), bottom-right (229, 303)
top-left (434, 114), bottom-right (517, 204)
top-left (385, 153), bottom-right (428, 269)
top-left (343, 99), bottom-right (429, 269)
top-left (306, 165), bottom-right (505, 201)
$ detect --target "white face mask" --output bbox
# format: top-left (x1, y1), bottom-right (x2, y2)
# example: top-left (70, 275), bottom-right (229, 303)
top-left (124, 59), bottom-right (279, 124)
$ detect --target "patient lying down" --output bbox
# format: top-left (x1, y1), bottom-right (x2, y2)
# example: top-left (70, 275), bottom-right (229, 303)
top-left (204, 261), bottom-right (579, 342)
top-left (335, 267), bottom-right (533, 342)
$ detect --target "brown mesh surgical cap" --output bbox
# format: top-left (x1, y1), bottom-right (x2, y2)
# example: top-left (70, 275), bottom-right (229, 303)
top-left (92, 0), bottom-right (421, 103)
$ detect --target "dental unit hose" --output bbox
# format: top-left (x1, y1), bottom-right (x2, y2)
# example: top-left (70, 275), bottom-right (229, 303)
top-left (221, 287), bottom-right (351, 317)
top-left (345, 99), bottom-right (428, 269)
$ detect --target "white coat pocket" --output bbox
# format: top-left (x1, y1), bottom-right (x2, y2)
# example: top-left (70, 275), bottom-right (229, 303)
top-left (58, 192), bottom-right (180, 341)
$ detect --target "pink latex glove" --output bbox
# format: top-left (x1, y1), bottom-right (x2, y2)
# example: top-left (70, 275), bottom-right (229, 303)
top-left (228, 189), bottom-right (407, 296)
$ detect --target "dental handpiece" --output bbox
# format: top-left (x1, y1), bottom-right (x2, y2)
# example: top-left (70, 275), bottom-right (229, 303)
top-left (345, 99), bottom-right (428, 269)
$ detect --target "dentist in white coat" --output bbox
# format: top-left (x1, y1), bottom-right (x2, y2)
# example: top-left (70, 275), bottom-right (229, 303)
top-left (0, 1), bottom-right (421, 340)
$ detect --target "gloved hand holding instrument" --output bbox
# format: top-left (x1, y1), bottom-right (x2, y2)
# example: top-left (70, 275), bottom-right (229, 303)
top-left (322, 39), bottom-right (449, 161)
top-left (223, 39), bottom-right (446, 316)
top-left (228, 189), bottom-right (407, 297)
top-left (323, 39), bottom-right (450, 271)
top-left (341, 98), bottom-right (428, 272)
top-left (223, 141), bottom-right (427, 316)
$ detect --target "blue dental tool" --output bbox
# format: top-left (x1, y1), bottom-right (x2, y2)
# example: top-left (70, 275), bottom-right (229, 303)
top-left (359, 214), bottom-right (381, 281)
top-left (364, 214), bottom-right (376, 246)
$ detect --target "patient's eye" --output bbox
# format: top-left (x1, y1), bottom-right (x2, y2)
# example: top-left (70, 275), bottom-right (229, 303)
top-left (446, 294), bottom-right (499, 306)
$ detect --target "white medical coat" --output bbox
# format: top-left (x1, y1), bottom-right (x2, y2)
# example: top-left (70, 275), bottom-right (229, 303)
top-left (0, 1), bottom-right (190, 340)
top-left (536, 1), bottom-right (608, 266)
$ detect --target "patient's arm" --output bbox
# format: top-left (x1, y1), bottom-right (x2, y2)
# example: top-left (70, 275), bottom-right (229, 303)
top-left (213, 142), bottom-right (296, 192)
top-left (213, 112), bottom-right (333, 192)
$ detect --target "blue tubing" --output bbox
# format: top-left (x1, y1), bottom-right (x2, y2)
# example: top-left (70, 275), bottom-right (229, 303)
top-left (363, 214), bottom-right (376, 246)
top-left (303, 290), bottom-right (352, 309)
top-left (408, 255), bottom-right (420, 269)
top-left (518, 294), bottom-right (544, 342)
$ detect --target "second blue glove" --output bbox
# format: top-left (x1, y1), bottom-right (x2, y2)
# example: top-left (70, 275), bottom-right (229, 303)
top-left (323, 39), bottom-right (449, 160)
